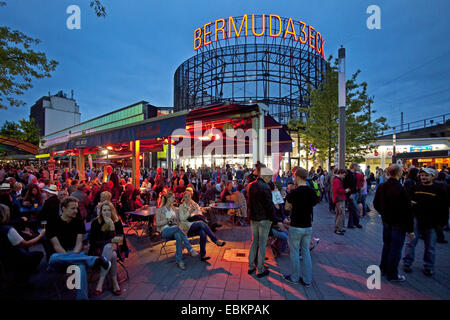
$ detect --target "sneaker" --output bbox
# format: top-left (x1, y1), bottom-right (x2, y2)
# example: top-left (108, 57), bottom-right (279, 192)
top-left (403, 265), bottom-right (412, 273)
top-left (347, 225), bottom-right (356, 229)
top-left (299, 278), bottom-right (311, 287)
top-left (215, 240), bottom-right (226, 247)
top-left (334, 230), bottom-right (345, 235)
top-left (190, 249), bottom-right (199, 257)
top-left (389, 275), bottom-right (406, 282)
top-left (248, 268), bottom-right (256, 275)
top-left (257, 269), bottom-right (270, 278)
top-left (177, 261), bottom-right (186, 270)
top-left (283, 275), bottom-right (299, 284)
top-left (423, 269), bottom-right (434, 277)
top-left (356, 224), bottom-right (363, 229)
top-left (200, 256), bottom-right (211, 262)
top-left (310, 238), bottom-right (320, 251)
top-left (437, 239), bottom-right (448, 244)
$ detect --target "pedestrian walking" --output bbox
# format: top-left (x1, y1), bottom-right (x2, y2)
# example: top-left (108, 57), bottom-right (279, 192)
top-left (373, 164), bottom-right (415, 282)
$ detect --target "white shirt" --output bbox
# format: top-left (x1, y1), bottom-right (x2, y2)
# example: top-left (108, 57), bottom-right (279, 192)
top-left (7, 227), bottom-right (24, 246)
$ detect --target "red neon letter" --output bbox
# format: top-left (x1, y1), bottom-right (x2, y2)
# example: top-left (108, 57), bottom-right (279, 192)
top-left (308, 25), bottom-right (315, 50)
top-left (252, 14), bottom-right (265, 37)
top-left (269, 14), bottom-right (282, 37)
top-left (315, 31), bottom-right (322, 54)
top-left (320, 35), bottom-right (325, 59)
top-left (228, 15), bottom-right (248, 39)
top-left (215, 18), bottom-right (226, 42)
top-left (298, 21), bottom-right (307, 44)
top-left (283, 17), bottom-right (297, 41)
top-left (204, 22), bottom-right (212, 46)
top-left (194, 27), bottom-right (202, 50)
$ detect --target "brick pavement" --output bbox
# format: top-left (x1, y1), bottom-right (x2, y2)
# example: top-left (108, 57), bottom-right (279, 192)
top-left (3, 193), bottom-right (449, 300)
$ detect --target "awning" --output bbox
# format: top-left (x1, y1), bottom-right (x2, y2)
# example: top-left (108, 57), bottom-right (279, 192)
top-left (0, 136), bottom-right (39, 157)
top-left (40, 112), bottom-right (188, 154)
top-left (396, 150), bottom-right (450, 160)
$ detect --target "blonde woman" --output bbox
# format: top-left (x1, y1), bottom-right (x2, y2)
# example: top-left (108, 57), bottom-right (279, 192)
top-left (155, 192), bottom-right (199, 270)
top-left (178, 191), bottom-right (225, 262)
top-left (88, 201), bottom-right (123, 296)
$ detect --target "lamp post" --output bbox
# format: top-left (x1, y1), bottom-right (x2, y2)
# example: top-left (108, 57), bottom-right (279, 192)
top-left (338, 46), bottom-right (346, 169)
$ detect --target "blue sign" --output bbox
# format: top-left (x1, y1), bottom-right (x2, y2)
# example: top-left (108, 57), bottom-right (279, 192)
top-left (410, 146), bottom-right (432, 152)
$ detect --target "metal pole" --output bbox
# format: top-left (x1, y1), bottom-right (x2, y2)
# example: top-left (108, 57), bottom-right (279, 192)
top-left (338, 47), bottom-right (346, 169)
top-left (392, 127), bottom-right (396, 165)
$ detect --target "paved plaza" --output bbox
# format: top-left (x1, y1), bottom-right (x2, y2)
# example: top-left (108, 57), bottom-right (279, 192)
top-left (5, 193), bottom-right (450, 300)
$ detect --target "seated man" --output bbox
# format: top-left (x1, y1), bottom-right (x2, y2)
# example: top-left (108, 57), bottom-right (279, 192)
top-left (0, 204), bottom-right (44, 288)
top-left (46, 196), bottom-right (110, 300)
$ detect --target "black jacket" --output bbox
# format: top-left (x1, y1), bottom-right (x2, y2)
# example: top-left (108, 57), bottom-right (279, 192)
top-left (248, 178), bottom-right (275, 222)
top-left (343, 170), bottom-right (357, 195)
top-left (373, 178), bottom-right (414, 233)
top-left (411, 183), bottom-right (449, 229)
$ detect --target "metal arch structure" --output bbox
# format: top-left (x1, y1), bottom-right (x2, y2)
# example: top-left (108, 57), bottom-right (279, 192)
top-left (174, 14), bottom-right (327, 125)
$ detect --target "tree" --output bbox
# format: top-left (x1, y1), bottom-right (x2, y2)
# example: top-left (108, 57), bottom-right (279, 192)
top-left (0, 1), bottom-right (106, 109)
top-left (90, 0), bottom-right (107, 17)
top-left (289, 56), bottom-right (388, 168)
top-left (0, 118), bottom-right (40, 145)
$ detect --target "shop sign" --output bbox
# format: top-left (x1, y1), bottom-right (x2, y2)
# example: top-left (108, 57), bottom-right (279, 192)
top-left (194, 14), bottom-right (325, 58)
top-left (410, 146), bottom-right (432, 152)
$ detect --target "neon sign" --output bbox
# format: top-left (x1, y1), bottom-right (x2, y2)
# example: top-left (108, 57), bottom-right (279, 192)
top-left (194, 14), bottom-right (325, 58)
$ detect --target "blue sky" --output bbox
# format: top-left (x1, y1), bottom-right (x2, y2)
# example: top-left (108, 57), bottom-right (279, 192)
top-left (1, 0), bottom-right (449, 128)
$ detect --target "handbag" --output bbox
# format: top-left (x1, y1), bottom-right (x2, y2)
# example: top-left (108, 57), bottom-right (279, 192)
top-left (187, 214), bottom-right (207, 223)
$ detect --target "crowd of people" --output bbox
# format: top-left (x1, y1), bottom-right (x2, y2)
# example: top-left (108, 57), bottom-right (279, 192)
top-left (0, 160), bottom-right (448, 298)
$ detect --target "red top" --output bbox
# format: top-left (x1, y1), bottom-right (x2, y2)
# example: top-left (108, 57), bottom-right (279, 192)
top-left (332, 176), bottom-right (347, 203)
top-left (356, 172), bottom-right (364, 190)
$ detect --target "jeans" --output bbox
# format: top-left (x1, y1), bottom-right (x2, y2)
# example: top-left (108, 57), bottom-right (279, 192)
top-left (328, 189), bottom-right (335, 212)
top-left (288, 226), bottom-right (312, 284)
top-left (403, 219), bottom-right (437, 271)
top-left (334, 201), bottom-right (346, 232)
top-left (48, 252), bottom-right (98, 300)
top-left (99, 243), bottom-right (117, 279)
top-left (162, 225), bottom-right (194, 263)
top-left (188, 221), bottom-right (218, 258)
top-left (359, 193), bottom-right (368, 216)
top-left (379, 223), bottom-right (406, 280)
top-left (271, 228), bottom-right (289, 252)
top-left (347, 193), bottom-right (360, 227)
top-left (248, 220), bottom-right (272, 273)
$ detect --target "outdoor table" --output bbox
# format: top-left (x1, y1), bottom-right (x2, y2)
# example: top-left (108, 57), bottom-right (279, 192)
top-left (19, 206), bottom-right (43, 214)
top-left (126, 207), bottom-right (157, 245)
top-left (207, 202), bottom-right (242, 227)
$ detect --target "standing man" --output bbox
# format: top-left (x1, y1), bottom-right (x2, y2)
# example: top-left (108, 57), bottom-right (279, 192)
top-left (343, 163), bottom-right (363, 229)
top-left (364, 165), bottom-right (371, 179)
top-left (402, 168), bottom-right (449, 276)
top-left (247, 163), bottom-right (275, 278)
top-left (283, 167), bottom-right (319, 287)
top-left (374, 164), bottom-right (415, 282)
top-left (325, 166), bottom-right (336, 214)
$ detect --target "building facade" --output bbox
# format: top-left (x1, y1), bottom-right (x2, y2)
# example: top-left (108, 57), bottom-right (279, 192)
top-left (30, 90), bottom-right (81, 137)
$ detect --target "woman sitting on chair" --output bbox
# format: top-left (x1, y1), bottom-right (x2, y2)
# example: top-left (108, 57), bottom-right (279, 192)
top-left (155, 192), bottom-right (199, 270)
top-left (178, 191), bottom-right (226, 262)
top-left (88, 201), bottom-right (124, 296)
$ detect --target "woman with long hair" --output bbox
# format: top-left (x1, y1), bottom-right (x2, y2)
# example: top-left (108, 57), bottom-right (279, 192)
top-left (178, 191), bottom-right (225, 262)
top-left (22, 184), bottom-right (43, 208)
top-left (89, 201), bottom-right (125, 296)
top-left (155, 192), bottom-right (199, 270)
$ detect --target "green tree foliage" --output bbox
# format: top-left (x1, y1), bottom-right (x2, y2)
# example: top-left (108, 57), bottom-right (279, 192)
top-left (0, 1), bottom-right (106, 109)
top-left (90, 0), bottom-right (107, 17)
top-left (0, 26), bottom-right (58, 109)
top-left (289, 56), bottom-right (388, 167)
top-left (0, 118), bottom-right (40, 145)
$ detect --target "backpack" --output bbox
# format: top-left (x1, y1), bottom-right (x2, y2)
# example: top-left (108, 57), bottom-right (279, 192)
top-left (306, 178), bottom-right (321, 198)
